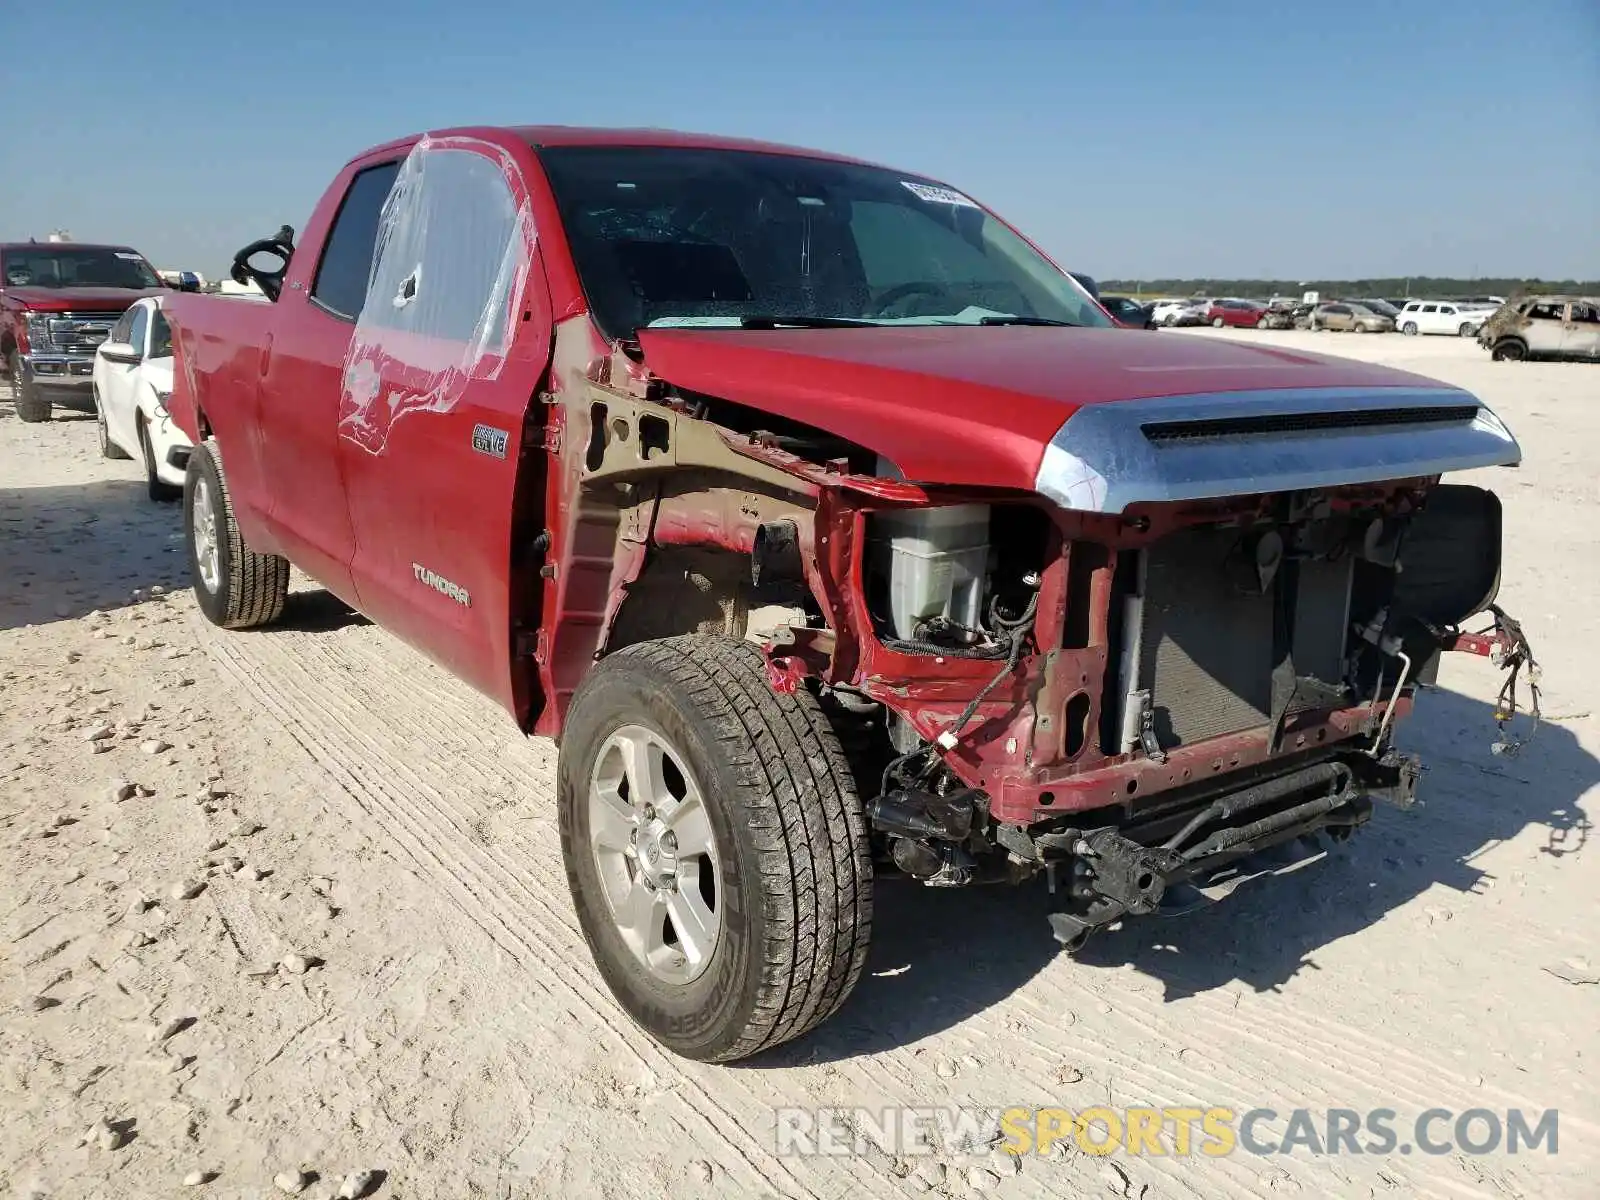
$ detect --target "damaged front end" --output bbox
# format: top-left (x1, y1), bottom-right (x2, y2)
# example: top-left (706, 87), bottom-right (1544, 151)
top-left (539, 335), bottom-right (1531, 953)
top-left (763, 386), bottom-right (1533, 949)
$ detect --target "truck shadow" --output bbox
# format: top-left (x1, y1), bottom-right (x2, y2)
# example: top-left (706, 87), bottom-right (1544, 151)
top-left (0, 480), bottom-right (190, 630)
top-left (755, 687), bottom-right (1594, 1064)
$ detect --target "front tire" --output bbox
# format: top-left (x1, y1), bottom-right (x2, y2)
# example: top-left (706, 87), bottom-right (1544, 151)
top-left (8, 351), bottom-right (51, 423)
top-left (559, 636), bottom-right (873, 1062)
top-left (1458, 322), bottom-right (1475, 337)
top-left (1402, 322), bottom-right (1418, 335)
top-left (184, 439), bottom-right (288, 628)
top-left (139, 418), bottom-right (181, 502)
top-left (1211, 317), bottom-right (1225, 328)
top-left (1491, 340), bottom-right (1527, 362)
top-left (95, 387), bottom-right (132, 459)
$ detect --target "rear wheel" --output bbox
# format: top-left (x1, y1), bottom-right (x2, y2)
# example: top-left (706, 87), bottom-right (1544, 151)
top-left (559, 635), bottom-right (872, 1062)
top-left (139, 417), bottom-right (180, 502)
top-left (1491, 340), bottom-right (1526, 362)
top-left (184, 439), bottom-right (288, 628)
top-left (1402, 322), bottom-right (1418, 335)
top-left (95, 386), bottom-right (131, 459)
top-left (8, 351), bottom-right (51, 423)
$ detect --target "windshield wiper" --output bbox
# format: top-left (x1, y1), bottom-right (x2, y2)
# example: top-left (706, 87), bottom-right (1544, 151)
top-left (976, 315), bottom-right (1078, 327)
top-left (738, 315), bottom-right (878, 329)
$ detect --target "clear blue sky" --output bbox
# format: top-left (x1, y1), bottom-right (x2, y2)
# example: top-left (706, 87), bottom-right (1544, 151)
top-left (2, 0), bottom-right (1595, 282)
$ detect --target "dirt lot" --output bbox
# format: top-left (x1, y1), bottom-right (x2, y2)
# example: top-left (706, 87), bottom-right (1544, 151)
top-left (2, 330), bottom-right (1597, 1199)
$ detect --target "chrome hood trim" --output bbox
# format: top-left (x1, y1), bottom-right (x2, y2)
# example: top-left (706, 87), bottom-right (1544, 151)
top-left (1034, 386), bottom-right (1520, 514)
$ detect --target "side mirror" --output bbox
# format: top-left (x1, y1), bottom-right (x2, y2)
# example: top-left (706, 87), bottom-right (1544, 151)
top-left (230, 233), bottom-right (294, 303)
top-left (98, 341), bottom-right (142, 365)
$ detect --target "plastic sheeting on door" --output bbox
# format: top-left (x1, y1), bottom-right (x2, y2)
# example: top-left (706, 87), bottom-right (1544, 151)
top-left (338, 136), bottom-right (537, 455)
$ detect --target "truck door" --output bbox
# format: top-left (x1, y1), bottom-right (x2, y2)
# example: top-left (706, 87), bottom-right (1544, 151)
top-left (337, 135), bottom-right (552, 708)
top-left (254, 156), bottom-right (403, 602)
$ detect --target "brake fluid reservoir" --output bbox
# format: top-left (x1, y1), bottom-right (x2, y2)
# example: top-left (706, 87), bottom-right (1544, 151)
top-left (874, 459), bottom-right (990, 640)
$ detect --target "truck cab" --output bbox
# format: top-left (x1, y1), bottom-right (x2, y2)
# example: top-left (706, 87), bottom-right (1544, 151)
top-left (164, 126), bottom-right (1528, 1063)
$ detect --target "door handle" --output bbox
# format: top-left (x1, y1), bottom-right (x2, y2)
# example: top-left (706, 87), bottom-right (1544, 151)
top-left (259, 333), bottom-right (272, 377)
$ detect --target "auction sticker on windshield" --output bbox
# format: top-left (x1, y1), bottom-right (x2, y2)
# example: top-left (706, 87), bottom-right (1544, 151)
top-left (901, 181), bottom-right (979, 208)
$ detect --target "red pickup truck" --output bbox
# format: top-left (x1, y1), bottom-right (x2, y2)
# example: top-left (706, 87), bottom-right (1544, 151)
top-left (165, 126), bottom-right (1529, 1062)
top-left (1, 241), bottom-right (172, 422)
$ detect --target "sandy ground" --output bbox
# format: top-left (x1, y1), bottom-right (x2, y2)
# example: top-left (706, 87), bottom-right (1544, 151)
top-left (2, 330), bottom-right (1597, 1200)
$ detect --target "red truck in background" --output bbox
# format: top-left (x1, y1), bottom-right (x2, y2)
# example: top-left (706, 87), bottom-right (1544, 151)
top-left (164, 126), bottom-right (1532, 1063)
top-left (1, 241), bottom-right (176, 422)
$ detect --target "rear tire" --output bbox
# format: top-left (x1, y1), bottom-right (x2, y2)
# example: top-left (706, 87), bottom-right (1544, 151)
top-left (139, 417), bottom-right (180, 502)
top-left (8, 352), bottom-right (51, 423)
top-left (558, 635), bottom-right (873, 1062)
top-left (95, 387), bottom-right (132, 459)
top-left (184, 439), bottom-right (288, 628)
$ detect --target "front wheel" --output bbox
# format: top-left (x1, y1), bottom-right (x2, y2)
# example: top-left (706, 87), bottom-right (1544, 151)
top-left (559, 636), bottom-right (873, 1062)
top-left (139, 418), bottom-right (181, 502)
top-left (1491, 340), bottom-right (1527, 362)
top-left (1402, 322), bottom-right (1418, 335)
top-left (184, 440), bottom-right (289, 628)
top-left (1458, 322), bottom-right (1476, 337)
top-left (8, 352), bottom-right (51, 423)
top-left (1211, 317), bottom-right (1225, 328)
top-left (95, 387), bottom-right (132, 459)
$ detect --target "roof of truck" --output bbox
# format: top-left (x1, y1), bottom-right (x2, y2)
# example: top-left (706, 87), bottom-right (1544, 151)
top-left (356, 125), bottom-right (881, 169)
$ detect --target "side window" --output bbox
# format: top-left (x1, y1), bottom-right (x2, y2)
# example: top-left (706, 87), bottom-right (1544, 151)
top-left (311, 160), bottom-right (403, 320)
top-left (358, 148), bottom-right (525, 351)
top-left (149, 309), bottom-right (173, 358)
top-left (128, 305), bottom-right (149, 354)
top-left (1421, 304), bottom-right (1437, 313)
top-left (110, 309), bottom-right (135, 344)
top-left (1571, 304), bottom-right (1600, 325)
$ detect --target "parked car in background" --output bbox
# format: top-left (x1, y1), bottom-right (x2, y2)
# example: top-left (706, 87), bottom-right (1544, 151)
top-left (1477, 295), bottom-right (1600, 361)
top-left (1204, 298), bottom-right (1268, 328)
top-left (0, 241), bottom-right (174, 422)
top-left (1258, 300), bottom-right (1299, 330)
top-left (1153, 298), bottom-right (1210, 327)
top-left (1397, 300), bottom-right (1493, 338)
top-left (1309, 302), bottom-right (1395, 333)
top-left (91, 295), bottom-right (192, 500)
top-left (1349, 298), bottom-right (1401, 320)
top-left (1099, 295), bottom-right (1155, 328)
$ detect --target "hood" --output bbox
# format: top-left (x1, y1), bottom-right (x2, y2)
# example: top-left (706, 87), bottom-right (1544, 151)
top-left (3, 286), bottom-right (165, 313)
top-left (635, 324), bottom-right (1459, 491)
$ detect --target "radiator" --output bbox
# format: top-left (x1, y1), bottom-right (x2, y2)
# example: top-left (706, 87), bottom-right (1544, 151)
top-left (1135, 530), bottom-right (1352, 749)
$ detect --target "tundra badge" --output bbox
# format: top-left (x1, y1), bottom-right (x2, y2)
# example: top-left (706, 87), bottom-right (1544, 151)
top-left (412, 563), bottom-right (471, 607)
top-left (472, 423), bottom-right (510, 459)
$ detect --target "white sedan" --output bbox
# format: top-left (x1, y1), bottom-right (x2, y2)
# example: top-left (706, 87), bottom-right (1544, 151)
top-left (91, 296), bottom-right (191, 501)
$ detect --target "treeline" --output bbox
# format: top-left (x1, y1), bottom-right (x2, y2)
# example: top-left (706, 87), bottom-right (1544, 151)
top-left (1101, 278), bottom-right (1598, 300)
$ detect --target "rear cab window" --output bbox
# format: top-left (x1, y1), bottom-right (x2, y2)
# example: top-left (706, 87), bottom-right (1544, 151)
top-left (311, 161), bottom-right (403, 320)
